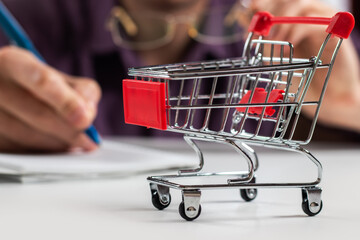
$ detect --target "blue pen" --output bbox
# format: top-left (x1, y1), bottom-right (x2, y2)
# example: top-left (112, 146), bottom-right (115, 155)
top-left (0, 1), bottom-right (101, 144)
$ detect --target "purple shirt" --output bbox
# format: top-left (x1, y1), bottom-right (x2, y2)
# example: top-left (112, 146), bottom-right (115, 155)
top-left (1, 0), bottom-right (360, 141)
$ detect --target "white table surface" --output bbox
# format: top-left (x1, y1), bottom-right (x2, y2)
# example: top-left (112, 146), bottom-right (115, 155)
top-left (0, 138), bottom-right (359, 240)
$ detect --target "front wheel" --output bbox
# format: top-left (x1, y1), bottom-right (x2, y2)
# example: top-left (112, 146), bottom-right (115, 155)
top-left (178, 201), bottom-right (202, 221)
top-left (302, 199), bottom-right (323, 216)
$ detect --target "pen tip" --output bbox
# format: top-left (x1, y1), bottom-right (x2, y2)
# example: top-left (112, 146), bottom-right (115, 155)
top-left (85, 126), bottom-right (101, 145)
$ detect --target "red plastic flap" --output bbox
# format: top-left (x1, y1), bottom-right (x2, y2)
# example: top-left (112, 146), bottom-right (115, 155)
top-left (123, 79), bottom-right (167, 130)
top-left (236, 88), bottom-right (285, 116)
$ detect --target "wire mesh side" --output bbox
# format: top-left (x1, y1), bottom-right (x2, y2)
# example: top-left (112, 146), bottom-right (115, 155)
top-left (127, 33), bottom-right (342, 145)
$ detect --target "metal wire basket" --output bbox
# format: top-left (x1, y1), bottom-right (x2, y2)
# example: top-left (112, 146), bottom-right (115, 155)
top-left (123, 11), bottom-right (354, 220)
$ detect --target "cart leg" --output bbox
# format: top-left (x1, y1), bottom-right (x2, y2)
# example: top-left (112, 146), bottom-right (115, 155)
top-left (270, 144), bottom-right (322, 185)
top-left (291, 146), bottom-right (323, 185)
top-left (301, 187), bottom-right (323, 216)
top-left (178, 135), bottom-right (204, 175)
top-left (240, 177), bottom-right (258, 202)
top-left (150, 183), bottom-right (171, 210)
top-left (179, 190), bottom-right (202, 221)
top-left (238, 142), bottom-right (259, 172)
top-left (226, 140), bottom-right (255, 184)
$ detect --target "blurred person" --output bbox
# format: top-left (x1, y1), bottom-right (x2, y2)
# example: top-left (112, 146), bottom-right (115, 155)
top-left (251, 0), bottom-right (360, 142)
top-left (0, 0), bottom-right (358, 153)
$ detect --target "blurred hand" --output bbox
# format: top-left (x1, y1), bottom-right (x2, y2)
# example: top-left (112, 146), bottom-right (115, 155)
top-left (251, 0), bottom-right (360, 133)
top-left (0, 46), bottom-right (101, 152)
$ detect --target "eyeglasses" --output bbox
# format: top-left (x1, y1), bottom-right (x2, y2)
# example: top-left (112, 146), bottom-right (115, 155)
top-left (106, 1), bottom-right (253, 50)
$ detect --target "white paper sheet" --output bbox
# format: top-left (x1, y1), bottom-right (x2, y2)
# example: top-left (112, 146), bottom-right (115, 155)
top-left (0, 140), bottom-right (195, 183)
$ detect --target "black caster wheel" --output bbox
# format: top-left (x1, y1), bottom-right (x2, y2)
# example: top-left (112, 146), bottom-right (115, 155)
top-left (179, 202), bottom-right (202, 221)
top-left (302, 199), bottom-right (323, 216)
top-left (240, 177), bottom-right (257, 202)
top-left (240, 188), bottom-right (258, 202)
top-left (151, 190), bottom-right (171, 210)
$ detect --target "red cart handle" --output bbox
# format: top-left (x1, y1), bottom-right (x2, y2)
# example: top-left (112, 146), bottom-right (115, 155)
top-left (248, 11), bottom-right (355, 39)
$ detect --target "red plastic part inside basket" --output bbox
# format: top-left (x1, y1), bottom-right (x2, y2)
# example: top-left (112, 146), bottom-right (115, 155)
top-left (236, 88), bottom-right (285, 116)
top-left (123, 79), bottom-right (167, 130)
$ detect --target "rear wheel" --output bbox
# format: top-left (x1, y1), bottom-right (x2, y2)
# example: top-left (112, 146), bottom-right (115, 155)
top-left (150, 184), bottom-right (171, 210)
top-left (240, 188), bottom-right (257, 202)
top-left (240, 177), bottom-right (257, 202)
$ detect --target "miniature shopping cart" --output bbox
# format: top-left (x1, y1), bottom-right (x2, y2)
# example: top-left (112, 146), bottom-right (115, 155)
top-left (122, 12), bottom-right (355, 221)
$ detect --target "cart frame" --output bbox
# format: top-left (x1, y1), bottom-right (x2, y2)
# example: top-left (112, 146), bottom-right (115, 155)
top-left (123, 11), bottom-right (354, 220)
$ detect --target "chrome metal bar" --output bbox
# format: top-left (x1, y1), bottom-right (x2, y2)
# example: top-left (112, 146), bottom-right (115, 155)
top-left (131, 58), bottom-right (247, 72)
top-left (279, 69), bottom-right (310, 139)
top-left (174, 79), bottom-right (185, 127)
top-left (234, 37), bottom-right (266, 136)
top-left (252, 39), bottom-right (292, 46)
top-left (237, 113), bottom-right (286, 122)
top-left (262, 57), bottom-right (309, 63)
top-left (235, 73), bottom-right (261, 136)
top-left (201, 76), bottom-right (218, 130)
top-left (242, 32), bottom-right (254, 59)
top-left (303, 38), bottom-right (343, 144)
top-left (147, 143), bottom-right (322, 191)
top-left (165, 126), bottom-right (309, 145)
top-left (148, 177), bottom-right (320, 191)
top-left (253, 36), bottom-right (263, 58)
top-left (166, 80), bottom-right (171, 126)
top-left (170, 101), bottom-right (318, 110)
top-left (167, 62), bottom-right (320, 79)
top-left (178, 135), bottom-right (255, 183)
top-left (226, 140), bottom-right (254, 184)
top-left (219, 75), bottom-right (240, 132)
top-left (270, 70), bottom-right (294, 140)
top-left (169, 91), bottom-right (296, 101)
top-left (189, 79), bottom-right (202, 128)
top-left (269, 42), bottom-right (294, 140)
top-left (181, 78), bottom-right (198, 128)
top-left (270, 43), bottom-right (274, 65)
top-left (128, 63), bottom-right (329, 79)
top-left (238, 142), bottom-right (259, 171)
top-left (252, 70), bottom-right (277, 138)
top-left (295, 34), bottom-right (332, 115)
top-left (178, 136), bottom-right (204, 174)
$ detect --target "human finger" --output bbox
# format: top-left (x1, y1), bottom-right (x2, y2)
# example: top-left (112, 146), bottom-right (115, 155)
top-left (0, 109), bottom-right (69, 152)
top-left (0, 75), bottom-right (98, 151)
top-left (0, 134), bottom-right (23, 153)
top-left (0, 46), bottom-right (94, 129)
top-left (66, 76), bottom-right (102, 113)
